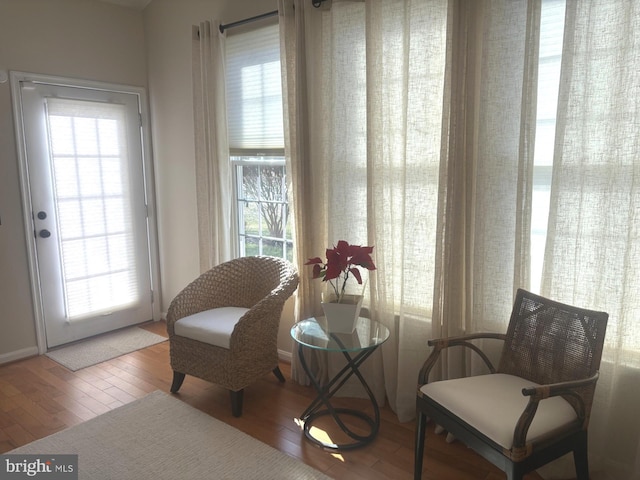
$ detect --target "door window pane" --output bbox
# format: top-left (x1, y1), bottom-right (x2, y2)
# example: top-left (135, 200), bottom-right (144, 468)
top-left (47, 98), bottom-right (139, 319)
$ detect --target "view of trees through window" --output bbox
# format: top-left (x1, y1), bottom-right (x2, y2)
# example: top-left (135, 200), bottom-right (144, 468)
top-left (234, 158), bottom-right (292, 261)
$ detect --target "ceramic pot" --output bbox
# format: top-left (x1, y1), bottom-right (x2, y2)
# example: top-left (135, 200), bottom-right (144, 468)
top-left (321, 293), bottom-right (363, 333)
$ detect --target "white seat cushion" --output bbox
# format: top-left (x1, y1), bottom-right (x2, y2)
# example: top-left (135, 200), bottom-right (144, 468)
top-left (174, 307), bottom-right (250, 349)
top-left (420, 373), bottom-right (578, 449)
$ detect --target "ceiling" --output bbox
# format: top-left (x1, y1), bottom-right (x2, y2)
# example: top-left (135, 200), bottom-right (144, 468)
top-left (97, 0), bottom-right (152, 10)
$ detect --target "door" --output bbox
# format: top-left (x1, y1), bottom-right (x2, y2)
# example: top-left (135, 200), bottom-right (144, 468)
top-left (15, 77), bottom-right (155, 348)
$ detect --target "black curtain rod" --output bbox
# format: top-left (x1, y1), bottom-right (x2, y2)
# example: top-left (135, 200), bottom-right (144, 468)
top-left (219, 10), bottom-right (278, 34)
top-left (217, 1), bottom-right (327, 34)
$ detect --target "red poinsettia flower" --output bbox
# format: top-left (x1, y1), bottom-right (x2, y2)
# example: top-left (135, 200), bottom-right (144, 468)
top-left (305, 240), bottom-right (376, 302)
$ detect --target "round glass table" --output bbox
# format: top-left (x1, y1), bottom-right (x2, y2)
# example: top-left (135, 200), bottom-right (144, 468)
top-left (291, 316), bottom-right (390, 451)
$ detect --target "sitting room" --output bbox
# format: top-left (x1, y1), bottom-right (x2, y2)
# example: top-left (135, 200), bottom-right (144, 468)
top-left (0, 0), bottom-right (638, 479)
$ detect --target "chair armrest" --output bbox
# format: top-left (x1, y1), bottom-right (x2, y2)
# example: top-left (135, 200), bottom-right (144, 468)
top-left (521, 371), bottom-right (599, 400)
top-left (166, 271), bottom-right (230, 334)
top-left (512, 372), bottom-right (600, 452)
top-left (228, 269), bottom-right (299, 353)
top-left (418, 333), bottom-right (506, 384)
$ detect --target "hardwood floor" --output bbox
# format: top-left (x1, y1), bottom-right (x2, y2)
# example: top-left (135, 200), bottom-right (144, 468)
top-left (0, 320), bottom-right (545, 480)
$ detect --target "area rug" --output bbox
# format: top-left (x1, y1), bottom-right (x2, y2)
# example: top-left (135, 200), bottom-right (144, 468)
top-left (8, 390), bottom-right (331, 480)
top-left (45, 326), bottom-right (167, 371)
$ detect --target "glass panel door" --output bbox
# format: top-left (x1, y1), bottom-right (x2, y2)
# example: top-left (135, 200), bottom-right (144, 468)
top-left (18, 81), bottom-right (153, 348)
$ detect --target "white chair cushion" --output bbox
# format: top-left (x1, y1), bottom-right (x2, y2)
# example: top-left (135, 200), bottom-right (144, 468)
top-left (174, 307), bottom-right (250, 349)
top-left (420, 373), bottom-right (578, 449)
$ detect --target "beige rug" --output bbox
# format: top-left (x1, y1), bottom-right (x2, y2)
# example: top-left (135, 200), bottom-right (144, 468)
top-left (9, 390), bottom-right (331, 480)
top-left (45, 326), bottom-right (167, 371)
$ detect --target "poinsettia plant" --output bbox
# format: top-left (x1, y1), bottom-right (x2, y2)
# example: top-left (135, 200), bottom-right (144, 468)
top-left (305, 240), bottom-right (376, 303)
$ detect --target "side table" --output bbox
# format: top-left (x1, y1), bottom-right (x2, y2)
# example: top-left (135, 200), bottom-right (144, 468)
top-left (291, 316), bottom-right (390, 451)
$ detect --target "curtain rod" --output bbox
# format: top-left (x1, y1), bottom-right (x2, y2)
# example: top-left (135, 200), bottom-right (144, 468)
top-left (219, 10), bottom-right (278, 34)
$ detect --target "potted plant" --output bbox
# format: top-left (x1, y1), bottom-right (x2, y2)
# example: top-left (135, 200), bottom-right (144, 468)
top-left (305, 240), bottom-right (376, 332)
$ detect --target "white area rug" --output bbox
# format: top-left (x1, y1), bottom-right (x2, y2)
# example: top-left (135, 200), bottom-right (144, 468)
top-left (10, 390), bottom-right (330, 480)
top-left (45, 326), bottom-right (167, 371)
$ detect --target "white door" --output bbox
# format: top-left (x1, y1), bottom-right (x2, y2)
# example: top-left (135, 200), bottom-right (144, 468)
top-left (15, 77), bottom-right (156, 348)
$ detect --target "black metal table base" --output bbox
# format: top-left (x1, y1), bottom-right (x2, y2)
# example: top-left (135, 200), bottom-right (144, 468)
top-left (297, 335), bottom-right (381, 451)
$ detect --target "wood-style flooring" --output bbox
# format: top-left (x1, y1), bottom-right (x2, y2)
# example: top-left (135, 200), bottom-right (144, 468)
top-left (0, 320), bottom-right (546, 480)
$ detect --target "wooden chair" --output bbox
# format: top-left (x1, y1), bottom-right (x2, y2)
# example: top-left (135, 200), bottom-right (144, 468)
top-left (166, 256), bottom-right (299, 416)
top-left (414, 288), bottom-right (608, 480)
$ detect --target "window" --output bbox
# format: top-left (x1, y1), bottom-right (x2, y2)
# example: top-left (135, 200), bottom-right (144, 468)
top-left (225, 23), bottom-right (292, 261)
top-left (530, 0), bottom-right (566, 293)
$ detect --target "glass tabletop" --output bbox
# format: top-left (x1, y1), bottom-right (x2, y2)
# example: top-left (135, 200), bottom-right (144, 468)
top-left (291, 317), bottom-right (390, 353)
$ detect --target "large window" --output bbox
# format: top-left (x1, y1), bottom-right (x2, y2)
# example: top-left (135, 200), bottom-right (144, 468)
top-left (226, 23), bottom-right (292, 261)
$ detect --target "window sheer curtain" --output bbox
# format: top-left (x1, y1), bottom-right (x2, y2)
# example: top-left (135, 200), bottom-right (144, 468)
top-left (540, 2), bottom-right (640, 479)
top-left (434, 0), bottom-right (540, 383)
top-left (280, 0), bottom-right (449, 413)
top-left (280, 0), bottom-right (536, 420)
top-left (192, 21), bottom-right (233, 271)
top-left (280, 1), bottom-right (640, 477)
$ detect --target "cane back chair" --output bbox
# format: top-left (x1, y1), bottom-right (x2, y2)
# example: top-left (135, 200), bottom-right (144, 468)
top-left (415, 288), bottom-right (608, 480)
top-left (166, 256), bottom-right (299, 417)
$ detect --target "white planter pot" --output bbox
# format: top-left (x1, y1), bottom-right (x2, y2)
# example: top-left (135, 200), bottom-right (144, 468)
top-left (321, 294), bottom-right (363, 333)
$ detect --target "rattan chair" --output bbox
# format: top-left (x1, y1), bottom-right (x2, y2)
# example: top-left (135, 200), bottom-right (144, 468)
top-left (166, 256), bottom-right (299, 417)
top-left (414, 288), bottom-right (608, 480)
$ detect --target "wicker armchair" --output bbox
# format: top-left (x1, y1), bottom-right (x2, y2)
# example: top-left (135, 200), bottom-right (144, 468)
top-left (166, 256), bottom-right (299, 417)
top-left (414, 289), bottom-right (608, 480)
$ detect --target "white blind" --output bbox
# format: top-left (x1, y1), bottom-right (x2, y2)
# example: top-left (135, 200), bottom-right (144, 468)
top-left (46, 98), bottom-right (139, 319)
top-left (225, 23), bottom-right (284, 152)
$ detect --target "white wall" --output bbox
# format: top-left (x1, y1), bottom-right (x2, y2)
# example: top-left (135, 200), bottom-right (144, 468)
top-left (0, 0), bottom-right (148, 362)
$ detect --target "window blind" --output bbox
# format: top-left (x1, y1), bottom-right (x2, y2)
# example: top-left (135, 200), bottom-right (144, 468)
top-left (225, 23), bottom-right (284, 153)
top-left (46, 98), bottom-right (139, 319)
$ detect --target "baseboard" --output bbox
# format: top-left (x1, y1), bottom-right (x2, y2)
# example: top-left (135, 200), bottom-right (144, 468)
top-left (0, 346), bottom-right (39, 365)
top-left (278, 348), bottom-right (292, 364)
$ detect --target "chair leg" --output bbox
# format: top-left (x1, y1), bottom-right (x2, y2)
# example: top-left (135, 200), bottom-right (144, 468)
top-left (573, 432), bottom-right (590, 480)
top-left (230, 389), bottom-right (244, 417)
top-left (170, 371), bottom-right (185, 393)
top-left (414, 411), bottom-right (427, 480)
top-left (272, 366), bottom-right (286, 383)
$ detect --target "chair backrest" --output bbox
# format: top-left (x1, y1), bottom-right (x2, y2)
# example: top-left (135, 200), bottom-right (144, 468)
top-left (498, 289), bottom-right (608, 386)
top-left (214, 256), bottom-right (299, 308)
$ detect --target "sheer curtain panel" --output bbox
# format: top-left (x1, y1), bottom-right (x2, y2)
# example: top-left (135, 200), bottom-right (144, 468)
top-left (433, 0), bottom-right (541, 382)
top-left (192, 21), bottom-right (233, 271)
top-left (281, 0), bottom-right (539, 422)
top-left (281, 0), bottom-right (450, 418)
top-left (279, 0), bottom-right (331, 386)
top-left (279, 1), bottom-right (640, 478)
top-left (541, 2), bottom-right (640, 479)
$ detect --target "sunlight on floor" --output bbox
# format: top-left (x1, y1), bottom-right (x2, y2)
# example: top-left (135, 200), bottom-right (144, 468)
top-left (293, 417), bottom-right (345, 462)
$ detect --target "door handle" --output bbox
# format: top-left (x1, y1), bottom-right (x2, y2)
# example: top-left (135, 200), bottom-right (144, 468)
top-left (39, 229), bottom-right (51, 238)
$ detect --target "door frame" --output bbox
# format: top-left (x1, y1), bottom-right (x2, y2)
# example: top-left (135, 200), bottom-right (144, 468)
top-left (10, 71), bottom-right (162, 354)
